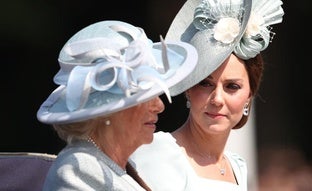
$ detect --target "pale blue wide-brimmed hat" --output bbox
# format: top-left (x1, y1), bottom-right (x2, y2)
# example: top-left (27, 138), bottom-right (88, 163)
top-left (166, 0), bottom-right (284, 96)
top-left (37, 20), bottom-right (198, 124)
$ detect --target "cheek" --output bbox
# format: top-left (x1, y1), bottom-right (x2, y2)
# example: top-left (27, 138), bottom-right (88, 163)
top-left (127, 106), bottom-right (150, 127)
top-left (189, 87), bottom-right (207, 100)
top-left (117, 108), bottom-right (144, 128)
top-left (190, 91), bottom-right (208, 109)
top-left (125, 112), bottom-right (143, 127)
top-left (227, 94), bottom-right (249, 114)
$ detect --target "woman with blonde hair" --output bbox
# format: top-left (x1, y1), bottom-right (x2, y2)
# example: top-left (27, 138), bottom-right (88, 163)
top-left (37, 20), bottom-right (198, 190)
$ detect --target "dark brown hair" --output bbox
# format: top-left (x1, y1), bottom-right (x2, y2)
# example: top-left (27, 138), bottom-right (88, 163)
top-left (233, 54), bottom-right (264, 129)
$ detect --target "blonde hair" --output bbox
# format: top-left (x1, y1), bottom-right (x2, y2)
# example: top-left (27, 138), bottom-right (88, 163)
top-left (52, 116), bottom-right (107, 143)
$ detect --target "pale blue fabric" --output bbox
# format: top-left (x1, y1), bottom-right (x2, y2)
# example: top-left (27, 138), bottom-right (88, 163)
top-left (37, 20), bottom-right (198, 125)
top-left (43, 140), bottom-right (146, 191)
top-left (165, 0), bottom-right (284, 96)
top-left (130, 131), bottom-right (247, 191)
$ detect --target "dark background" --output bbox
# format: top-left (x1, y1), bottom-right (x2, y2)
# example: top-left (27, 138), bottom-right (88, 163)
top-left (1, 0), bottom-right (311, 183)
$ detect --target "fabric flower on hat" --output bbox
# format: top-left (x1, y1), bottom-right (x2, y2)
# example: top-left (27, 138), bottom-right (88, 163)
top-left (193, 0), bottom-right (244, 44)
top-left (214, 18), bottom-right (240, 44)
top-left (192, 0), bottom-right (284, 59)
top-left (244, 12), bottom-right (264, 38)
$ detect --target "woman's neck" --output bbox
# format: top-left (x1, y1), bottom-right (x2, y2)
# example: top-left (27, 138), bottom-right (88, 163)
top-left (90, 134), bottom-right (131, 170)
top-left (172, 119), bottom-right (226, 161)
top-left (172, 120), bottom-right (237, 182)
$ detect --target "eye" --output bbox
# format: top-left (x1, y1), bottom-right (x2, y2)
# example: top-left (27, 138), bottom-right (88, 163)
top-left (226, 82), bottom-right (241, 91)
top-left (198, 79), bottom-right (213, 88)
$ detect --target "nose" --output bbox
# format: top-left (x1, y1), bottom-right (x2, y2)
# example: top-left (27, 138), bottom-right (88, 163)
top-left (210, 87), bottom-right (224, 106)
top-left (150, 97), bottom-right (165, 113)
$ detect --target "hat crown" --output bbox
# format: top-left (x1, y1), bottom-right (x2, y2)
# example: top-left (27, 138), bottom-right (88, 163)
top-left (54, 21), bottom-right (174, 112)
top-left (37, 20), bottom-right (198, 124)
top-left (166, 0), bottom-right (284, 96)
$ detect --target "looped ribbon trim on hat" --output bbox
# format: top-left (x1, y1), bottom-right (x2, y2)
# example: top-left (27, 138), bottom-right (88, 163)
top-left (193, 0), bottom-right (244, 44)
top-left (55, 25), bottom-right (174, 111)
top-left (193, 0), bottom-right (284, 59)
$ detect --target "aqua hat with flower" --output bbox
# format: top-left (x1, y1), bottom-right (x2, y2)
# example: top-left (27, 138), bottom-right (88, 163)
top-left (37, 20), bottom-right (198, 124)
top-left (166, 0), bottom-right (284, 96)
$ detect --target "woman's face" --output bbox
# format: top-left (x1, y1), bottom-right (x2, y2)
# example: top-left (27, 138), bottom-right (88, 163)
top-left (110, 96), bottom-right (164, 145)
top-left (187, 54), bottom-right (251, 133)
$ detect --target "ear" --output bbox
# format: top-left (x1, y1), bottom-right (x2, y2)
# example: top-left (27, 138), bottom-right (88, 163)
top-left (184, 90), bottom-right (190, 100)
top-left (246, 94), bottom-right (253, 105)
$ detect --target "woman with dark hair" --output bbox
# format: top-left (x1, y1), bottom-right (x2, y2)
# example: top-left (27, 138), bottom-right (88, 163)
top-left (131, 0), bottom-right (284, 190)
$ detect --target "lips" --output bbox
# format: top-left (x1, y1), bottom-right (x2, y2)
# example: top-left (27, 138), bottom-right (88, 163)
top-left (145, 120), bottom-right (157, 125)
top-left (205, 112), bottom-right (225, 118)
top-left (144, 118), bottom-right (158, 127)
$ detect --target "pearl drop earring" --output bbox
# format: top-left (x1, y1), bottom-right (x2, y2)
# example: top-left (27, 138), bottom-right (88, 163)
top-left (185, 93), bottom-right (191, 109)
top-left (105, 120), bottom-right (111, 126)
top-left (243, 103), bottom-right (249, 116)
top-left (186, 100), bottom-right (191, 108)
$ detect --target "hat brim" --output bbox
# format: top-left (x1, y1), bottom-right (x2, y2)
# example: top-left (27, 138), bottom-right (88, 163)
top-left (37, 41), bottom-right (197, 124)
top-left (166, 0), bottom-right (252, 96)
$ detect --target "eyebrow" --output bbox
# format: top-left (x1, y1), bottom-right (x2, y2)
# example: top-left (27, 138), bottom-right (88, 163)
top-left (205, 76), bottom-right (244, 83)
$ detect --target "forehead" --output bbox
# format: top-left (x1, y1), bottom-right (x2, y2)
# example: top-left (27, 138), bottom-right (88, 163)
top-left (209, 54), bottom-right (247, 79)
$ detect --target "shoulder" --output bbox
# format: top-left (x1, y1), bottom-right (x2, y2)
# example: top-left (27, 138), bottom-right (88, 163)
top-left (130, 131), bottom-right (190, 191)
top-left (150, 131), bottom-right (176, 146)
top-left (43, 143), bottom-right (108, 190)
top-left (225, 151), bottom-right (246, 162)
top-left (224, 151), bottom-right (248, 188)
top-left (131, 131), bottom-right (177, 158)
top-left (52, 143), bottom-right (103, 171)
top-left (225, 151), bottom-right (247, 170)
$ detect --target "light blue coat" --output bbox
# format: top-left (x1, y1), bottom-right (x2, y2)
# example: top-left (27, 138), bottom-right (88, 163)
top-left (43, 139), bottom-right (146, 191)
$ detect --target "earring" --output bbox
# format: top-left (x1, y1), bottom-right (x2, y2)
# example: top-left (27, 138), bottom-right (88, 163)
top-left (243, 103), bottom-right (249, 116)
top-left (105, 120), bottom-right (111, 126)
top-left (186, 100), bottom-right (191, 108)
top-left (185, 93), bottom-right (191, 109)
